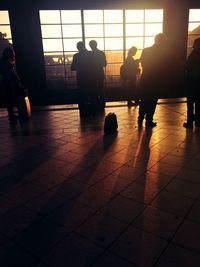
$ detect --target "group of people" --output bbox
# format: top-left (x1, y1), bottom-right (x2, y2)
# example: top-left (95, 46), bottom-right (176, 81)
top-left (71, 40), bottom-right (107, 117)
top-left (1, 30), bottom-right (200, 128)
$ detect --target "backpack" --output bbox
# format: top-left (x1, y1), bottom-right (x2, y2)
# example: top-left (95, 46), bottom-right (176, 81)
top-left (104, 113), bottom-right (118, 134)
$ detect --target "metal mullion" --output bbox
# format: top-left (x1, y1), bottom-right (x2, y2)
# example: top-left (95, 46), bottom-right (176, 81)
top-left (143, 9), bottom-right (145, 49)
top-left (59, 10), bottom-right (67, 81)
top-left (123, 9), bottom-right (126, 62)
top-left (81, 9), bottom-right (85, 45)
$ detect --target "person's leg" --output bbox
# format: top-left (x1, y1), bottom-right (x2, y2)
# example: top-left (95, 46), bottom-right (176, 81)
top-left (145, 98), bottom-right (158, 127)
top-left (138, 97), bottom-right (148, 126)
top-left (183, 96), bottom-right (194, 127)
top-left (194, 96), bottom-right (200, 126)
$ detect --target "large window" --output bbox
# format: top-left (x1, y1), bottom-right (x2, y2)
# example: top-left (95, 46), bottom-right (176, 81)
top-left (0, 10), bottom-right (12, 44)
top-left (39, 9), bottom-right (163, 88)
top-left (188, 9), bottom-right (200, 55)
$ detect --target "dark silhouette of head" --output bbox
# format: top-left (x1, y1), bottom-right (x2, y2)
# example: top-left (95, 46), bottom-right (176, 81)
top-left (77, 41), bottom-right (86, 52)
top-left (89, 40), bottom-right (97, 51)
top-left (2, 46), bottom-right (15, 62)
top-left (128, 46), bottom-right (137, 57)
top-left (154, 33), bottom-right (167, 46)
top-left (193, 38), bottom-right (200, 51)
top-left (0, 32), bottom-right (7, 39)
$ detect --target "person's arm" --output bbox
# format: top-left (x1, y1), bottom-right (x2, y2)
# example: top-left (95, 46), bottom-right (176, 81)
top-left (71, 54), bottom-right (78, 71)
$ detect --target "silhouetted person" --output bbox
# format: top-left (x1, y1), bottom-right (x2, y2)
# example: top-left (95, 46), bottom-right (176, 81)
top-left (183, 38), bottom-right (200, 128)
top-left (138, 33), bottom-right (168, 127)
top-left (0, 32), bottom-right (12, 58)
top-left (122, 46), bottom-right (140, 106)
top-left (89, 40), bottom-right (107, 110)
top-left (71, 41), bottom-right (96, 116)
top-left (0, 47), bottom-right (26, 122)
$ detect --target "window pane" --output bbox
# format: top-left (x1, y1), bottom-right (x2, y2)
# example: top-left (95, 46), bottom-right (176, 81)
top-left (44, 52), bottom-right (64, 64)
top-left (85, 38), bottom-right (104, 50)
top-left (104, 24), bottom-right (123, 37)
top-left (104, 10), bottom-right (123, 23)
top-left (41, 25), bottom-right (62, 38)
top-left (84, 10), bottom-right (103, 23)
top-left (62, 25), bottom-right (82, 38)
top-left (42, 39), bottom-right (63, 52)
top-left (61, 10), bottom-right (81, 23)
top-left (106, 63), bottom-right (121, 76)
top-left (188, 23), bottom-right (200, 33)
top-left (145, 9), bottom-right (163, 22)
top-left (126, 37), bottom-right (144, 50)
top-left (126, 24), bottom-right (144, 36)
top-left (105, 51), bottom-right (123, 63)
top-left (125, 10), bottom-right (144, 23)
top-left (45, 65), bottom-right (65, 78)
top-left (188, 35), bottom-right (200, 49)
top-left (189, 9), bottom-right (200, 22)
top-left (0, 25), bottom-right (12, 38)
top-left (105, 38), bottom-right (123, 50)
top-left (0, 11), bottom-right (10, 24)
top-left (85, 25), bottom-right (103, 37)
top-left (144, 36), bottom-right (154, 47)
top-left (145, 23), bottom-right (163, 36)
top-left (63, 38), bottom-right (82, 51)
top-left (40, 11), bottom-right (61, 24)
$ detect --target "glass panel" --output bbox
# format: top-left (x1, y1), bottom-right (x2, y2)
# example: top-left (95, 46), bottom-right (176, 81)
top-left (105, 38), bottom-right (123, 50)
top-left (44, 52), bottom-right (64, 64)
top-left (42, 39), bottom-right (63, 52)
top-left (85, 38), bottom-right (104, 50)
top-left (189, 9), bottom-right (200, 22)
top-left (0, 25), bottom-right (12, 38)
top-left (145, 9), bottom-right (163, 23)
top-left (85, 25), bottom-right (104, 37)
top-left (104, 24), bottom-right (123, 37)
top-left (63, 38), bottom-right (82, 51)
top-left (104, 10), bottom-right (123, 23)
top-left (105, 50), bottom-right (123, 63)
top-left (144, 36), bottom-right (154, 47)
top-left (64, 52), bottom-right (75, 64)
top-left (126, 24), bottom-right (144, 36)
top-left (62, 25), bottom-right (82, 38)
top-left (126, 37), bottom-right (144, 50)
top-left (188, 23), bottom-right (200, 33)
top-left (45, 65), bottom-right (65, 78)
top-left (61, 10), bottom-right (81, 23)
top-left (125, 10), bottom-right (144, 23)
top-left (84, 10), bottom-right (103, 23)
top-left (188, 34), bottom-right (200, 49)
top-left (106, 63), bottom-right (121, 76)
top-left (0, 11), bottom-right (10, 24)
top-left (40, 10), bottom-right (61, 24)
top-left (41, 25), bottom-right (62, 38)
top-left (145, 23), bottom-right (163, 36)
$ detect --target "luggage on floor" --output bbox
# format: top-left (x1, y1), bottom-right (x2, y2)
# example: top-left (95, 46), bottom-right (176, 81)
top-left (18, 96), bottom-right (31, 119)
top-left (104, 112), bottom-right (118, 134)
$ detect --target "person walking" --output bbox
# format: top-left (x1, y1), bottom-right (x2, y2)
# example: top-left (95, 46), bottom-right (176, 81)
top-left (183, 38), bottom-right (200, 128)
top-left (138, 33), bottom-right (168, 127)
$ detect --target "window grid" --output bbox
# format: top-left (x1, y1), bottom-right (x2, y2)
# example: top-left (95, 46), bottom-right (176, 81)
top-left (39, 9), bottom-right (163, 88)
top-left (188, 9), bottom-right (200, 55)
top-left (0, 10), bottom-right (12, 43)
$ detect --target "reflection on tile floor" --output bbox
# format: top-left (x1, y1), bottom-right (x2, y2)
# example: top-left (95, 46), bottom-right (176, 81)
top-left (0, 101), bottom-right (200, 266)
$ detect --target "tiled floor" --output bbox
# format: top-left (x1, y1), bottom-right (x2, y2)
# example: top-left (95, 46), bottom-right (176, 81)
top-left (1, 100), bottom-right (200, 267)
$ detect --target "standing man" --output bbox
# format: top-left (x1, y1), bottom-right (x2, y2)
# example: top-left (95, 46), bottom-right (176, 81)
top-left (89, 40), bottom-right (107, 110)
top-left (71, 41), bottom-right (95, 117)
top-left (138, 33), bottom-right (168, 127)
top-left (183, 38), bottom-right (200, 128)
